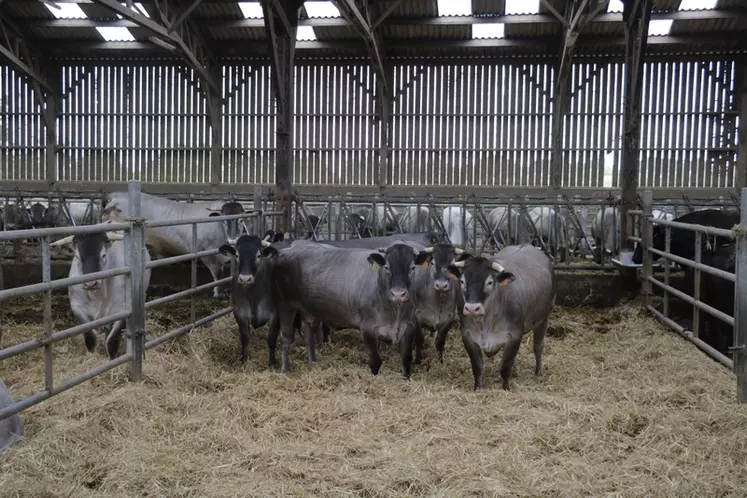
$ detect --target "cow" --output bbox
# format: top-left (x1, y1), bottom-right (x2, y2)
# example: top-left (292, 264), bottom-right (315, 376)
top-left (294, 212), bottom-right (323, 239)
top-left (348, 205), bottom-right (401, 237)
top-left (442, 205), bottom-right (473, 249)
top-left (487, 206), bottom-right (523, 249)
top-left (0, 203), bottom-right (32, 230)
top-left (591, 206), bottom-right (620, 263)
top-left (103, 193), bottom-right (241, 298)
top-left (44, 201), bottom-right (100, 227)
top-left (272, 241), bottom-right (431, 377)
top-left (412, 244), bottom-right (468, 362)
top-left (445, 244), bottom-right (556, 391)
top-left (205, 201), bottom-right (250, 245)
top-left (218, 234), bottom-right (280, 365)
top-left (631, 209), bottom-right (737, 265)
top-left (28, 202), bottom-right (47, 227)
top-left (399, 205), bottom-right (431, 233)
top-left (526, 207), bottom-right (568, 262)
top-left (0, 379), bottom-right (24, 452)
top-left (695, 244), bottom-right (736, 355)
top-left (321, 231), bottom-right (441, 250)
top-left (559, 205), bottom-right (592, 257)
top-left (51, 229), bottom-right (152, 359)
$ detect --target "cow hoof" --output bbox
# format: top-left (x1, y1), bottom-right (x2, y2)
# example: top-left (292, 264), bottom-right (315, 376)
top-left (474, 386), bottom-right (483, 393)
top-left (535, 365), bottom-right (544, 376)
top-left (369, 364), bottom-right (381, 376)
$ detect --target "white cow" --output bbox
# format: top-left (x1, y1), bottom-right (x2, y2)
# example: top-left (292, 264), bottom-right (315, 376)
top-left (52, 228), bottom-right (152, 359)
top-left (0, 379), bottom-right (23, 452)
top-left (399, 205), bottom-right (431, 233)
top-left (442, 206), bottom-right (473, 249)
top-left (103, 192), bottom-right (230, 297)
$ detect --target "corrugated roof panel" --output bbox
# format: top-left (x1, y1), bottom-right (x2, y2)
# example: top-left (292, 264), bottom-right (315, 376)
top-left (472, 0), bottom-right (504, 15)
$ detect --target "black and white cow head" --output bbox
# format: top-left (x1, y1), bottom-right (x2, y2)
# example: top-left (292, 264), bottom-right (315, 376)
top-left (219, 235), bottom-right (277, 288)
top-left (445, 257), bottom-right (516, 316)
top-left (367, 243), bottom-right (430, 304)
top-left (51, 231), bottom-right (125, 291)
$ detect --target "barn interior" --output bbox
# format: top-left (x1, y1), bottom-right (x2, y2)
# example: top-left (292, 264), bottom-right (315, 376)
top-left (1, 0), bottom-right (747, 494)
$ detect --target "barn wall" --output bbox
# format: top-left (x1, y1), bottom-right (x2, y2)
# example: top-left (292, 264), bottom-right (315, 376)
top-left (0, 58), bottom-right (740, 189)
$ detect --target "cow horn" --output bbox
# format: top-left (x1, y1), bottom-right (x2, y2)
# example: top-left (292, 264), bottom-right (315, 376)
top-left (262, 234), bottom-right (272, 242)
top-left (377, 247), bottom-right (387, 253)
top-left (205, 207), bottom-right (222, 212)
top-left (50, 235), bottom-right (75, 247)
top-left (106, 232), bottom-right (124, 242)
top-left (452, 261), bottom-right (466, 268)
top-left (454, 248), bottom-right (465, 254)
top-left (491, 262), bottom-right (507, 273)
top-left (423, 247), bottom-right (434, 253)
top-left (260, 239), bottom-right (272, 247)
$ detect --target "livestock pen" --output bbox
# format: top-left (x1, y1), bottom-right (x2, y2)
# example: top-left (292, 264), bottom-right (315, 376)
top-left (3, 0), bottom-right (747, 495)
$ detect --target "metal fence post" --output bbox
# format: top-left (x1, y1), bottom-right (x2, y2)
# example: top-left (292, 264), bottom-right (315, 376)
top-left (253, 187), bottom-right (264, 236)
top-left (127, 180), bottom-right (146, 381)
top-left (735, 187), bottom-right (747, 402)
top-left (642, 191), bottom-right (653, 309)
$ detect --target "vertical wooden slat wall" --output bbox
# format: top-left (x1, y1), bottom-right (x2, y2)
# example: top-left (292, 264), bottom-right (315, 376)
top-left (0, 60), bottom-right (740, 188)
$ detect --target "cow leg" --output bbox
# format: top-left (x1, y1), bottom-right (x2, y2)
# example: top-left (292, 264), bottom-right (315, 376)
top-left (278, 311), bottom-right (296, 374)
top-left (412, 322), bottom-right (425, 366)
top-left (238, 318), bottom-right (251, 364)
top-left (378, 340), bottom-right (388, 359)
top-left (201, 256), bottom-right (225, 299)
top-left (322, 324), bottom-right (331, 344)
top-left (304, 320), bottom-right (318, 364)
top-left (498, 335), bottom-right (523, 391)
top-left (461, 333), bottom-right (484, 391)
top-left (434, 321), bottom-right (453, 363)
top-left (105, 320), bottom-right (126, 360)
top-left (72, 308), bottom-right (97, 353)
top-left (266, 316), bottom-right (280, 369)
top-left (362, 329), bottom-right (382, 375)
top-left (533, 318), bottom-right (549, 376)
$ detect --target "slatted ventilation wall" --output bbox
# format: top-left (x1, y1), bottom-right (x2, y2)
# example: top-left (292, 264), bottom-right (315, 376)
top-left (0, 59), bottom-right (740, 188)
top-left (0, 66), bottom-right (44, 181)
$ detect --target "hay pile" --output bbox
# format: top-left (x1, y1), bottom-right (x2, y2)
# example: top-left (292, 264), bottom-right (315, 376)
top-left (1, 297), bottom-right (747, 497)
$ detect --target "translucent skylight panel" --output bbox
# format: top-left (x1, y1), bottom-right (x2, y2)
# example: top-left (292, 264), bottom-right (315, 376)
top-left (44, 2), bottom-right (88, 19)
top-left (607, 0), bottom-right (624, 13)
top-left (678, 0), bottom-right (718, 10)
top-left (296, 25), bottom-right (317, 41)
top-left (472, 23), bottom-right (505, 39)
top-left (648, 19), bottom-right (673, 36)
top-left (238, 2), bottom-right (264, 19)
top-left (96, 27), bottom-right (136, 42)
top-left (437, 0), bottom-right (472, 17)
top-left (504, 0), bottom-right (539, 15)
top-left (304, 1), bottom-right (341, 18)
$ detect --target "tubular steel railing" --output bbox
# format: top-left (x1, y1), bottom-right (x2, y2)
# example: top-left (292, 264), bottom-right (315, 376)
top-left (0, 180), bottom-right (284, 422)
top-left (635, 188), bottom-right (747, 403)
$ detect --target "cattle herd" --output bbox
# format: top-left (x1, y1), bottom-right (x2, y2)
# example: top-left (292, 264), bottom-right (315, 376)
top-left (0, 192), bottom-right (741, 391)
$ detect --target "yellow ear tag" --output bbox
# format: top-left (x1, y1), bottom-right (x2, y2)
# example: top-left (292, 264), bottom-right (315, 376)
top-left (371, 262), bottom-right (380, 270)
top-left (448, 273), bottom-right (458, 280)
top-left (264, 253), bottom-right (274, 259)
top-left (419, 260), bottom-right (430, 268)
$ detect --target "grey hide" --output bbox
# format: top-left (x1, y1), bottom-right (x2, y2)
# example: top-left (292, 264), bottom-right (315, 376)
top-left (592, 206), bottom-right (621, 260)
top-left (319, 232), bottom-right (441, 249)
top-left (0, 379), bottom-right (24, 452)
top-left (273, 241), bottom-right (427, 378)
top-left (452, 245), bottom-right (555, 391)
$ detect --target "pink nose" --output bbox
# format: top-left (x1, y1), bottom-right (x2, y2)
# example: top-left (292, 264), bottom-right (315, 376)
top-left (433, 280), bottom-right (450, 292)
top-left (390, 289), bottom-right (409, 302)
top-left (237, 274), bottom-right (255, 286)
top-left (463, 302), bottom-right (485, 316)
top-left (84, 281), bottom-right (99, 291)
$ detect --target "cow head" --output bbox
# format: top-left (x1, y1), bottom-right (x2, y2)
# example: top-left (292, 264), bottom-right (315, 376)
top-left (1, 204), bottom-right (32, 230)
top-left (29, 202), bottom-right (47, 227)
top-left (421, 244), bottom-right (472, 293)
top-left (444, 257), bottom-right (516, 316)
top-left (219, 235), bottom-right (277, 288)
top-left (207, 201), bottom-right (251, 245)
top-left (51, 231), bottom-right (125, 291)
top-left (367, 243), bottom-right (430, 304)
top-left (348, 212), bottom-right (373, 238)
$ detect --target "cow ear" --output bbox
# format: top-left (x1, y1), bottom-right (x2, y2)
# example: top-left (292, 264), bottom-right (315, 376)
top-left (456, 252), bottom-right (472, 262)
top-left (497, 272), bottom-right (515, 286)
top-left (219, 245), bottom-right (236, 257)
top-left (262, 247), bottom-right (278, 259)
top-left (415, 251), bottom-right (431, 268)
top-left (444, 265), bottom-right (461, 280)
top-left (367, 253), bottom-right (386, 270)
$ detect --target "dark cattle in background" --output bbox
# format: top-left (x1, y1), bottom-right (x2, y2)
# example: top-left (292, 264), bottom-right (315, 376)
top-left (272, 241), bottom-right (430, 378)
top-left (445, 245), bottom-right (556, 391)
top-left (697, 244), bottom-right (736, 356)
top-left (1, 204), bottom-right (33, 230)
top-left (28, 202), bottom-right (47, 228)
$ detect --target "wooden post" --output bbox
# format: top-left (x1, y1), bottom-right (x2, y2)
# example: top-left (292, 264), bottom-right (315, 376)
top-left (209, 65), bottom-right (223, 187)
top-left (620, 0), bottom-right (652, 253)
top-left (737, 58), bottom-right (747, 189)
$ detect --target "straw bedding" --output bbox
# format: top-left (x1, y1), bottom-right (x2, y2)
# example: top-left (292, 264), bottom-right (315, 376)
top-left (1, 294), bottom-right (746, 497)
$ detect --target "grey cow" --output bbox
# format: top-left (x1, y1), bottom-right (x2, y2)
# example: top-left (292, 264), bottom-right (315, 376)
top-left (445, 244), bottom-right (556, 391)
top-left (272, 241), bottom-right (431, 377)
top-left (0, 379), bottom-right (24, 452)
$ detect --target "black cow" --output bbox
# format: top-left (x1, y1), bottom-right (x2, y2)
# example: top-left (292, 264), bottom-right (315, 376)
top-left (698, 244), bottom-right (735, 356)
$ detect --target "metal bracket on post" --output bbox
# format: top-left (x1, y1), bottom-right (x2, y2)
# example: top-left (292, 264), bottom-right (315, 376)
top-left (126, 180), bottom-right (146, 382)
top-left (734, 187), bottom-right (747, 402)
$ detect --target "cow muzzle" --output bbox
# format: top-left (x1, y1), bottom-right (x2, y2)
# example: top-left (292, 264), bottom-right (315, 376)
top-left (389, 288), bottom-right (410, 303)
top-left (433, 279), bottom-right (450, 292)
top-left (463, 302), bottom-right (486, 316)
top-left (83, 281), bottom-right (100, 291)
top-left (237, 274), bottom-right (255, 287)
